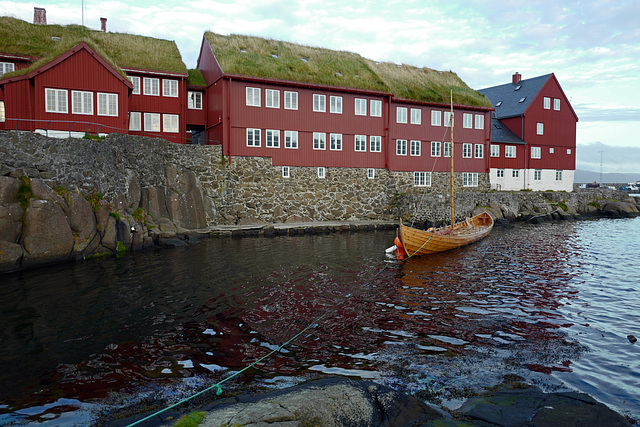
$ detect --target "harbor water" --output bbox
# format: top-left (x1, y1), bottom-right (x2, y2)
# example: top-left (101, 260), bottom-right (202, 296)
top-left (0, 217), bottom-right (639, 424)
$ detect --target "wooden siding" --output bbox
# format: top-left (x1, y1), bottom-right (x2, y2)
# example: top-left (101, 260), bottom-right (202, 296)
top-left (488, 143), bottom-right (526, 170)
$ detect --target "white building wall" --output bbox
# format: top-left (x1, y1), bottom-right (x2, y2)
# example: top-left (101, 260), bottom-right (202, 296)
top-left (490, 168), bottom-right (574, 192)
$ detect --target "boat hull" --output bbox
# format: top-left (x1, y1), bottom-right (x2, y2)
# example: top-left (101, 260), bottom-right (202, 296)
top-left (398, 212), bottom-right (494, 257)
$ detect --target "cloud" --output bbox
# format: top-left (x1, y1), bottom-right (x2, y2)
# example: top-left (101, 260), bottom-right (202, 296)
top-left (576, 142), bottom-right (640, 173)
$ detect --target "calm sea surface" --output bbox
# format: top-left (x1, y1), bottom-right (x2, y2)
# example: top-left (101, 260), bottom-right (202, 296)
top-left (1, 217), bottom-right (639, 425)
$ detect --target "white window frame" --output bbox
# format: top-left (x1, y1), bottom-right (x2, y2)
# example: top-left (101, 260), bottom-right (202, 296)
top-left (284, 91), bottom-right (298, 110)
top-left (129, 112), bottom-right (141, 131)
top-left (0, 62), bottom-right (15, 76)
top-left (554, 98), bottom-right (561, 111)
top-left (0, 101), bottom-right (5, 123)
top-left (544, 97), bottom-right (551, 109)
top-left (313, 94), bottom-right (326, 112)
top-left (497, 169), bottom-right (504, 178)
top-left (463, 113), bottom-right (473, 129)
top-left (444, 111), bottom-right (453, 127)
top-left (505, 145), bottom-right (516, 158)
top-left (162, 79), bottom-right (178, 97)
top-left (188, 91), bottom-right (202, 110)
top-left (72, 90), bottom-right (93, 115)
top-left (462, 143), bottom-right (472, 158)
top-left (367, 168), bottom-right (375, 179)
top-left (396, 107), bottom-right (407, 123)
top-left (490, 144), bottom-right (500, 157)
top-left (330, 95), bottom-right (342, 114)
top-left (284, 130), bottom-right (298, 149)
top-left (45, 88), bottom-right (68, 113)
top-left (143, 77), bottom-right (160, 96)
top-left (370, 136), bottom-right (381, 152)
top-left (475, 114), bottom-right (484, 130)
top-left (396, 139), bottom-right (407, 156)
top-left (512, 170), bottom-right (519, 178)
top-left (537, 122), bottom-right (544, 135)
top-left (443, 141), bottom-right (451, 158)
top-left (144, 113), bottom-right (160, 131)
top-left (246, 87), bottom-right (261, 107)
top-left (355, 135), bottom-right (367, 152)
top-left (431, 110), bottom-right (441, 126)
top-left (567, 148), bottom-right (572, 155)
top-left (531, 146), bottom-right (541, 159)
top-left (266, 89), bottom-right (280, 108)
top-left (129, 76), bottom-right (140, 95)
top-left (97, 92), bottom-right (118, 117)
top-left (355, 98), bottom-right (367, 116)
top-left (163, 114), bottom-right (179, 133)
top-left (463, 172), bottom-right (479, 187)
top-left (370, 100), bottom-right (382, 117)
top-left (246, 128), bottom-right (261, 147)
top-left (317, 167), bottom-right (326, 179)
top-left (414, 172), bottom-right (432, 187)
top-left (410, 108), bottom-right (421, 125)
top-left (410, 140), bottom-right (421, 156)
top-left (330, 133), bottom-right (342, 151)
top-left (534, 169), bottom-right (542, 180)
top-left (313, 132), bottom-right (326, 150)
top-left (474, 144), bottom-right (484, 158)
top-left (266, 129), bottom-right (280, 148)
top-left (282, 166), bottom-right (290, 178)
top-left (550, 147), bottom-right (555, 154)
top-left (431, 141), bottom-right (441, 157)
top-left (556, 170), bottom-right (563, 180)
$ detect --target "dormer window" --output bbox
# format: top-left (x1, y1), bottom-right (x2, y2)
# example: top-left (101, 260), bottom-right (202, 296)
top-left (514, 85), bottom-right (521, 91)
top-left (496, 101), bottom-right (502, 107)
top-left (519, 97), bottom-right (526, 103)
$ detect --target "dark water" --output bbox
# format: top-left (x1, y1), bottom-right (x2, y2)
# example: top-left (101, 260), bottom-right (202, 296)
top-left (1, 217), bottom-right (639, 425)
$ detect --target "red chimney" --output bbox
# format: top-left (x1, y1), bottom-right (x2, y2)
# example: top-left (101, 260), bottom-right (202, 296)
top-left (512, 72), bottom-right (522, 84)
top-left (100, 17), bottom-right (107, 32)
top-left (34, 7), bottom-right (47, 25)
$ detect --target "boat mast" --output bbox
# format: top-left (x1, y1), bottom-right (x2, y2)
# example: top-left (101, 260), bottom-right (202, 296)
top-left (450, 88), bottom-right (455, 229)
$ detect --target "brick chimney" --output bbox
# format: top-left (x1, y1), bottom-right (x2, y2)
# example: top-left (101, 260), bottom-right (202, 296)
top-left (512, 72), bottom-right (522, 84)
top-left (34, 7), bottom-right (47, 25)
top-left (100, 17), bottom-right (107, 32)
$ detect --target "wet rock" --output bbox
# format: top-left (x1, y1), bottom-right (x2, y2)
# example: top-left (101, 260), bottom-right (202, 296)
top-left (0, 241), bottom-right (23, 273)
top-left (66, 192), bottom-right (99, 258)
top-left (20, 199), bottom-right (74, 267)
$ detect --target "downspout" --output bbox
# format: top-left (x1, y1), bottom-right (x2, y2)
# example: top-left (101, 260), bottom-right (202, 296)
top-left (385, 94), bottom-right (391, 170)
top-left (226, 76), bottom-right (231, 162)
top-left (522, 115), bottom-right (527, 189)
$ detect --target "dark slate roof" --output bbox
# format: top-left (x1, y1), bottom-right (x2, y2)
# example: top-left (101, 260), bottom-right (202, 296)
top-left (478, 74), bottom-right (552, 119)
top-left (489, 117), bottom-right (525, 144)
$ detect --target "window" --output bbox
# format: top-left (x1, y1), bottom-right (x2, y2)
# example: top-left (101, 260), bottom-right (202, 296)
top-left (317, 167), bottom-right (326, 179)
top-left (330, 96), bottom-right (342, 113)
top-left (431, 110), bottom-right (442, 126)
top-left (246, 87), bottom-right (260, 106)
top-left (505, 145), bottom-right (516, 158)
top-left (284, 91), bottom-right (298, 110)
top-left (0, 101), bottom-right (5, 123)
top-left (246, 128), bottom-right (261, 147)
top-left (143, 77), bottom-right (159, 96)
top-left (550, 147), bottom-right (555, 154)
top-left (266, 129), bottom-right (280, 147)
top-left (463, 172), bottom-right (479, 187)
top-left (497, 169), bottom-right (504, 178)
top-left (266, 89), bottom-right (280, 108)
top-left (129, 112), bottom-right (141, 131)
top-left (72, 90), bottom-right (93, 115)
top-left (567, 148), bottom-right (572, 155)
top-left (282, 166), bottom-right (290, 178)
top-left (444, 111), bottom-right (452, 127)
top-left (355, 135), bottom-right (367, 152)
top-left (370, 100), bottom-right (382, 117)
top-left (556, 170), bottom-right (563, 180)
top-left (474, 144), bottom-right (484, 158)
top-left (162, 79), bottom-right (178, 97)
top-left (129, 76), bottom-right (140, 94)
top-left (490, 144), bottom-right (500, 157)
top-left (144, 113), bottom-right (160, 131)
top-left (313, 132), bottom-right (326, 150)
top-left (284, 130), bottom-right (298, 149)
top-left (531, 147), bottom-right (541, 159)
top-left (554, 99), bottom-right (561, 111)
top-left (188, 91), bottom-right (202, 109)
top-left (475, 114), bottom-right (484, 130)
top-left (463, 113), bottom-right (472, 129)
top-left (410, 108), bottom-right (421, 124)
top-left (313, 94), bottom-right (326, 112)
top-left (463, 143), bottom-right (472, 158)
top-left (512, 170), bottom-right (519, 178)
top-left (370, 136), bottom-right (381, 152)
top-left (396, 139), bottom-right (407, 156)
top-left (330, 133), bottom-right (342, 151)
top-left (163, 114), bottom-right (179, 133)
top-left (367, 168), bottom-right (375, 179)
top-left (410, 140), bottom-right (421, 156)
top-left (544, 97), bottom-right (551, 109)
top-left (537, 123), bottom-right (544, 135)
top-left (443, 141), bottom-right (451, 158)
top-left (534, 169), bottom-right (542, 180)
top-left (97, 93), bottom-right (118, 116)
top-left (45, 88), bottom-right (68, 113)
top-left (0, 62), bottom-right (15, 76)
top-left (414, 172), bottom-right (432, 187)
top-left (396, 107), bottom-right (407, 123)
top-left (355, 98), bottom-right (367, 116)
top-left (431, 141), bottom-right (441, 157)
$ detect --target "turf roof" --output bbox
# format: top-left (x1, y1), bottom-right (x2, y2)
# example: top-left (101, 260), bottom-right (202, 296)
top-left (205, 32), bottom-right (491, 107)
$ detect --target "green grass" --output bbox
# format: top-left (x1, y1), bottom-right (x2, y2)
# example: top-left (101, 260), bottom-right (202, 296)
top-left (173, 411), bottom-right (206, 427)
top-left (187, 69), bottom-right (207, 87)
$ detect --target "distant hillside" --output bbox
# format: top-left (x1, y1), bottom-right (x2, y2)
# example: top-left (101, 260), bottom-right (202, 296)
top-left (574, 169), bottom-right (640, 184)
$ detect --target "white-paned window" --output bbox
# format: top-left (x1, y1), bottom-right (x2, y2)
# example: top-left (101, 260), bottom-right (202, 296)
top-left (491, 144), bottom-right (500, 157)
top-left (550, 147), bottom-right (555, 154)
top-left (163, 114), bottom-right (179, 133)
top-left (0, 101), bottom-right (6, 123)
top-left (443, 141), bottom-right (451, 157)
top-left (512, 170), bottom-right (519, 178)
top-left (554, 98), bottom-right (561, 110)
top-left (567, 148), bottom-right (572, 155)
top-left (556, 170), bottom-right (563, 180)
top-left (396, 107), bottom-right (407, 123)
top-left (266, 89), bottom-right (280, 108)
top-left (531, 146), bottom-right (541, 159)
top-left (410, 108), bottom-right (421, 125)
top-left (284, 130), bottom-right (298, 149)
top-left (370, 100), bottom-right (382, 117)
top-left (330, 133), bottom-right (342, 151)
top-left (266, 129), bottom-right (280, 147)
top-left (370, 136), bottom-right (381, 152)
top-left (474, 144), bottom-right (484, 158)
top-left (143, 77), bottom-right (159, 96)
top-left (129, 112), bottom-right (141, 131)
top-left (163, 79), bottom-right (178, 97)
top-left (129, 76), bottom-right (140, 94)
top-left (396, 139), bottom-right (407, 156)
top-left (0, 62), bottom-right (15, 76)
top-left (505, 145), bottom-right (516, 158)
top-left (313, 132), bottom-right (326, 150)
top-left (45, 88), bottom-right (68, 113)
top-left (355, 135), bottom-right (367, 152)
top-left (284, 91), bottom-right (298, 110)
top-left (355, 98), bottom-right (367, 116)
top-left (317, 167), bottom-right (326, 179)
top-left (188, 91), bottom-right (202, 109)
top-left (410, 140), bottom-right (421, 156)
top-left (534, 169), bottom-right (542, 180)
top-left (246, 87), bottom-right (260, 106)
top-left (544, 97), bottom-right (551, 109)
top-left (463, 113), bottom-right (473, 128)
top-left (330, 95), bottom-right (342, 113)
top-left (282, 166), bottom-right (290, 178)
top-left (463, 143), bottom-right (472, 158)
top-left (97, 93), bottom-right (118, 116)
top-left (367, 168), bottom-right (375, 179)
top-left (144, 113), bottom-right (160, 131)
top-left (463, 172), bottom-right (479, 187)
top-left (431, 110), bottom-right (441, 126)
top-left (414, 172), bottom-right (432, 187)
top-left (497, 169), bottom-right (504, 178)
top-left (313, 94), bottom-right (326, 112)
top-left (537, 122), bottom-right (544, 135)
top-left (72, 90), bottom-right (93, 115)
top-left (475, 114), bottom-right (484, 129)
top-left (444, 111), bottom-right (453, 127)
top-left (431, 141), bottom-right (441, 157)
top-left (246, 128), bottom-right (261, 147)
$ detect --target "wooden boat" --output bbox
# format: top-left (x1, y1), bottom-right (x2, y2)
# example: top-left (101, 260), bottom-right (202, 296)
top-left (394, 89), bottom-right (494, 258)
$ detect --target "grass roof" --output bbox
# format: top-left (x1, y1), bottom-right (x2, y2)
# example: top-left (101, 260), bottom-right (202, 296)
top-left (187, 69), bottom-right (206, 87)
top-left (0, 17), bottom-right (186, 77)
top-left (205, 32), bottom-right (491, 107)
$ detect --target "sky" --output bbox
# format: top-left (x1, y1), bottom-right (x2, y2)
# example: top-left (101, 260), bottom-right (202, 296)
top-left (1, 0), bottom-right (639, 173)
